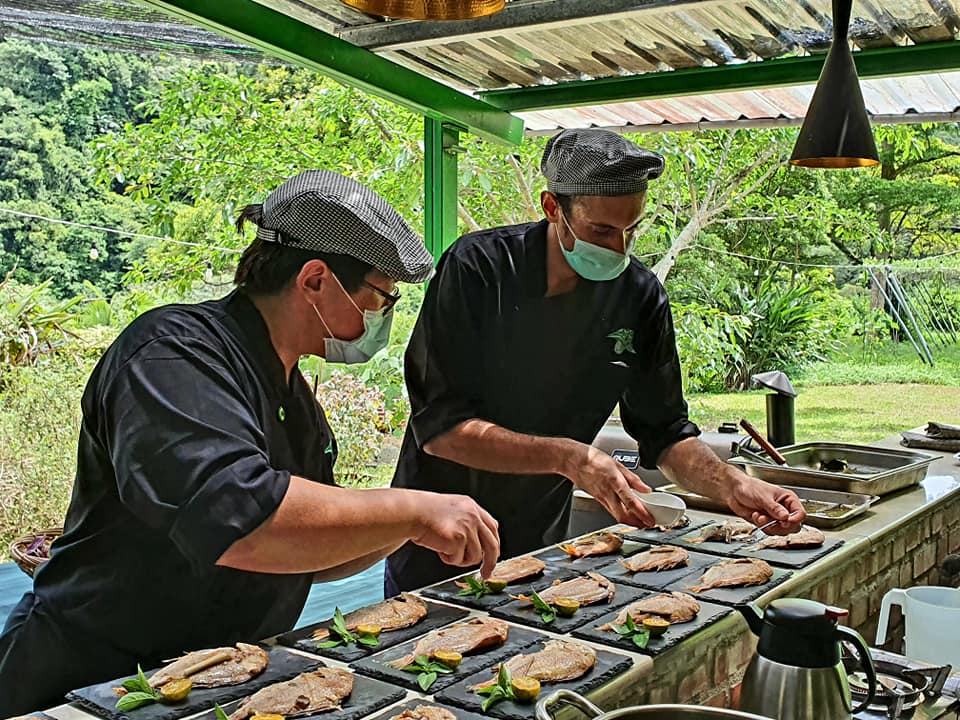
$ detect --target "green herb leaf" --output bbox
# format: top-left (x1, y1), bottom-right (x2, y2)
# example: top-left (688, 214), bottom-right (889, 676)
top-left (529, 592), bottom-right (557, 625)
top-left (116, 691), bottom-right (160, 711)
top-left (457, 576), bottom-right (488, 599)
top-left (418, 671), bottom-right (438, 692)
top-left (481, 687), bottom-right (507, 712)
top-left (475, 685), bottom-right (497, 696)
top-left (215, 704), bottom-right (230, 720)
top-left (136, 664), bottom-right (152, 693)
top-left (632, 629), bottom-right (650, 649)
top-left (316, 640), bottom-right (343, 649)
top-left (357, 635), bottom-right (380, 647)
top-left (121, 678), bottom-right (143, 692)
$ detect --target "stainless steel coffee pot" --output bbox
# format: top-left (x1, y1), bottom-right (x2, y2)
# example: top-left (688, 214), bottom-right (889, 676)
top-left (738, 599), bottom-right (877, 720)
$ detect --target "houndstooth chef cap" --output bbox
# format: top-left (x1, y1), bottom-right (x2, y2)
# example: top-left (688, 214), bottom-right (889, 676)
top-left (541, 129), bottom-right (665, 196)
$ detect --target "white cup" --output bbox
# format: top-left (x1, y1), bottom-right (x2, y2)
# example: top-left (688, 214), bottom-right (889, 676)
top-left (633, 490), bottom-right (686, 527)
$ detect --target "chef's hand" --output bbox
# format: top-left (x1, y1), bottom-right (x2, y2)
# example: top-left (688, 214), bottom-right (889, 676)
top-left (410, 492), bottom-right (501, 578)
top-left (562, 443), bottom-right (656, 528)
top-left (727, 472), bottom-right (805, 535)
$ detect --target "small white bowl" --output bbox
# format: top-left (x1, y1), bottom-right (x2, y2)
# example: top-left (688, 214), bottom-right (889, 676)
top-left (633, 491), bottom-right (687, 527)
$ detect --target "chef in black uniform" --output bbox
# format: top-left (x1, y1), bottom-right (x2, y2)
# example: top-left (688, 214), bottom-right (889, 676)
top-left (386, 129), bottom-right (803, 594)
top-left (0, 170), bottom-right (500, 715)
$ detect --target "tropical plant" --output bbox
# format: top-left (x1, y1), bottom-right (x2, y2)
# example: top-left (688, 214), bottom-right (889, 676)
top-left (0, 274), bottom-right (80, 377)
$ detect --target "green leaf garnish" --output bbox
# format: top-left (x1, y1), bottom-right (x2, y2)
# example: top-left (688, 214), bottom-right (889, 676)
top-left (457, 576), bottom-right (491, 599)
top-left (114, 665), bottom-right (161, 710)
top-left (479, 664), bottom-right (515, 712)
top-left (401, 654), bottom-right (455, 691)
top-left (316, 607), bottom-right (378, 648)
top-left (215, 704), bottom-right (230, 720)
top-left (529, 592), bottom-right (556, 625)
top-left (612, 615), bottom-right (650, 648)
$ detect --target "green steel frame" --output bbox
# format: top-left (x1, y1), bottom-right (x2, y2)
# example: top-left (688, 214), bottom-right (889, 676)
top-left (479, 41), bottom-right (960, 111)
top-left (140, 0), bottom-right (524, 146)
top-left (424, 118), bottom-right (462, 257)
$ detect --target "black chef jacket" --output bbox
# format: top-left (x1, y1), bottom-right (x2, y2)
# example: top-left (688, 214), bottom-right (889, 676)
top-left (0, 290), bottom-right (336, 715)
top-left (386, 220), bottom-right (699, 593)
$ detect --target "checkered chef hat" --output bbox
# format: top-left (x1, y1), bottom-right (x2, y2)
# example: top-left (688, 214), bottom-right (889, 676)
top-left (541, 129), bottom-right (665, 196)
top-left (253, 170), bottom-right (434, 283)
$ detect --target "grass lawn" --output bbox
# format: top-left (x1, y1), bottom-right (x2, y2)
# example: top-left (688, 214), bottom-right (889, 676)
top-left (687, 384), bottom-right (960, 444)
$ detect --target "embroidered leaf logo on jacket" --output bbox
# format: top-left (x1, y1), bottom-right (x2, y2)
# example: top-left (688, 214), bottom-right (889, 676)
top-left (608, 328), bottom-right (636, 355)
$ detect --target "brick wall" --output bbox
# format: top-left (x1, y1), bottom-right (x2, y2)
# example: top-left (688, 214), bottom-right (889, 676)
top-left (610, 494), bottom-right (960, 708)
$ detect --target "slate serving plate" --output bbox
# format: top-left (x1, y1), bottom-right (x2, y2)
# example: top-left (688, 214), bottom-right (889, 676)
top-left (617, 514), bottom-right (714, 544)
top-left (595, 546), bottom-right (718, 591)
top-left (435, 640), bottom-right (634, 720)
top-left (572, 594), bottom-right (732, 656)
top-left (532, 538), bottom-right (647, 574)
top-left (350, 623), bottom-right (544, 693)
top-left (420, 565), bottom-right (573, 611)
top-left (732, 537), bottom-right (845, 569)
top-left (276, 599), bottom-right (470, 663)
top-left (674, 524), bottom-right (844, 569)
top-left (671, 563), bottom-right (793, 606)
top-left (363, 699), bottom-right (491, 720)
top-left (66, 646), bottom-right (320, 720)
top-left (190, 671), bottom-right (406, 720)
top-left (489, 582), bottom-right (646, 633)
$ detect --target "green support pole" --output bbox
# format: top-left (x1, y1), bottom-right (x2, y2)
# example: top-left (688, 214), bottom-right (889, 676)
top-left (424, 117), bottom-right (461, 260)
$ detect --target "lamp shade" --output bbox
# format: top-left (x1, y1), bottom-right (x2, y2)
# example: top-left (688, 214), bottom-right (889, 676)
top-left (790, 0), bottom-right (879, 168)
top-left (340, 0), bottom-right (504, 20)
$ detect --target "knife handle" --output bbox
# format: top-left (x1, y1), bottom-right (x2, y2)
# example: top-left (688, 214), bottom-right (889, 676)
top-left (738, 418), bottom-right (789, 465)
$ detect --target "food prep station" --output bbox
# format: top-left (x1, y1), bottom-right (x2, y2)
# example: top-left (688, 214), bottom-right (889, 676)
top-left (39, 434), bottom-right (960, 720)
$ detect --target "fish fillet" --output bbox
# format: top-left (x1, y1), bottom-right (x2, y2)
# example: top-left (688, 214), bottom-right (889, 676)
top-left (390, 706), bottom-right (458, 720)
top-left (687, 519), bottom-right (756, 544)
top-left (689, 558), bottom-right (773, 592)
top-left (599, 592), bottom-right (700, 630)
top-left (749, 526), bottom-right (825, 550)
top-left (488, 556), bottom-right (547, 583)
top-left (313, 593), bottom-right (427, 640)
top-left (469, 640), bottom-right (596, 690)
top-left (520, 572), bottom-right (615, 606)
top-left (149, 643), bottom-right (268, 688)
top-left (387, 617), bottom-right (509, 669)
top-left (620, 546), bottom-right (689, 573)
top-left (228, 668), bottom-right (353, 720)
top-left (558, 532), bottom-right (623, 558)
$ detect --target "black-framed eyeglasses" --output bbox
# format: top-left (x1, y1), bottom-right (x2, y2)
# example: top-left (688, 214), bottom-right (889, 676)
top-left (364, 280), bottom-right (401, 311)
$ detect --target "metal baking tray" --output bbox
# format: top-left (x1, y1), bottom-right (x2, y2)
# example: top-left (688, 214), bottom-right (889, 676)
top-left (727, 442), bottom-right (937, 496)
top-left (659, 483), bottom-right (878, 528)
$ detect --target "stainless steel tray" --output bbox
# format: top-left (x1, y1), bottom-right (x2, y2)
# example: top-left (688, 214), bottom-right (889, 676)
top-left (659, 483), bottom-right (878, 528)
top-left (727, 441), bottom-right (937, 496)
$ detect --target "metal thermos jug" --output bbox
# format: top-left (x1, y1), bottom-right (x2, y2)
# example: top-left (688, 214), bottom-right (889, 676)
top-left (738, 599), bottom-right (877, 720)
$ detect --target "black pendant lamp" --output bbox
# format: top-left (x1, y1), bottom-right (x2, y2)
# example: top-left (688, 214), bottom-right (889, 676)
top-left (790, 0), bottom-right (879, 168)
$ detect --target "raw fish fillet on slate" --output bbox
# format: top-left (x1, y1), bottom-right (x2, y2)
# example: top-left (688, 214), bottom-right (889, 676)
top-left (518, 572), bottom-right (615, 606)
top-left (390, 706), bottom-right (458, 720)
top-left (689, 558), bottom-right (773, 592)
top-left (149, 643), bottom-right (269, 688)
top-left (620, 546), bottom-right (689, 573)
top-left (687, 519), bottom-right (756, 544)
top-left (748, 526), bottom-right (824, 550)
top-left (387, 617), bottom-right (510, 669)
top-left (469, 640), bottom-right (597, 690)
top-left (228, 668), bottom-right (353, 719)
top-left (598, 592), bottom-right (700, 630)
top-left (489, 556), bottom-right (548, 583)
top-left (313, 594), bottom-right (428, 640)
top-left (558, 532), bottom-right (623, 558)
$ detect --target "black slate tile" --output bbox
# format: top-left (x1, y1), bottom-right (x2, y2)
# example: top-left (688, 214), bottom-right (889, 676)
top-left (673, 563), bottom-right (793, 606)
top-left (732, 536), bottom-right (845, 569)
top-left (350, 623), bottom-right (544, 693)
top-left (616, 513), bottom-right (714, 544)
top-left (191, 671), bottom-right (406, 720)
top-left (420, 566), bottom-right (574, 611)
top-left (435, 640), bottom-right (633, 720)
top-left (532, 538), bottom-right (647, 574)
top-left (66, 646), bottom-right (319, 720)
top-left (489, 583), bottom-right (647, 633)
top-left (276, 599), bottom-right (469, 663)
top-left (572, 596), bottom-right (732, 656)
top-left (595, 547), bottom-right (717, 591)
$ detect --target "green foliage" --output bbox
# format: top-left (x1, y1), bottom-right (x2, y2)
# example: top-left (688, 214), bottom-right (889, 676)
top-left (315, 371), bottom-right (393, 487)
top-left (0, 275), bottom-right (80, 377)
top-left (673, 302), bottom-right (751, 393)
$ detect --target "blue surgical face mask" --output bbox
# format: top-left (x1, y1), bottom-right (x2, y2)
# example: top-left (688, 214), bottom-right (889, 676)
top-left (313, 275), bottom-right (393, 364)
top-left (558, 211), bottom-right (633, 282)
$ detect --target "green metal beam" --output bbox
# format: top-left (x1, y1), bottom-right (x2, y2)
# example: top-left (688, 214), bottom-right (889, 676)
top-left (139, 0), bottom-right (524, 145)
top-left (424, 118), bottom-right (461, 259)
top-left (480, 41), bottom-right (960, 112)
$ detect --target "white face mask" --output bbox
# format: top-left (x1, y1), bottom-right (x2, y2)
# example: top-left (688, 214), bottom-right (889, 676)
top-left (313, 274), bottom-right (394, 364)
